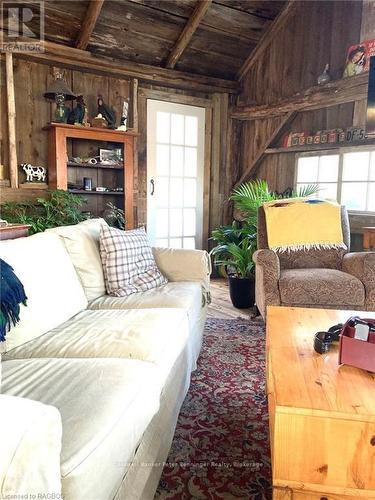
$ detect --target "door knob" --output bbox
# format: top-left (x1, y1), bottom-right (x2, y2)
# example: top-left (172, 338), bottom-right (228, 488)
top-left (150, 178), bottom-right (155, 196)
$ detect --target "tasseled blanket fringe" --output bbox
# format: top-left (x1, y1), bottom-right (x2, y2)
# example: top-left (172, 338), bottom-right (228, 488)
top-left (0, 258), bottom-right (27, 342)
top-left (271, 242), bottom-right (347, 253)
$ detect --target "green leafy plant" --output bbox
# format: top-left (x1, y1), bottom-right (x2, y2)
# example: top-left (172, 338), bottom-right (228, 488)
top-left (103, 202), bottom-right (126, 230)
top-left (210, 221), bottom-right (256, 278)
top-left (230, 179), bottom-right (319, 230)
top-left (0, 190), bottom-right (88, 234)
top-left (210, 180), bottom-right (319, 277)
top-left (210, 236), bottom-right (256, 278)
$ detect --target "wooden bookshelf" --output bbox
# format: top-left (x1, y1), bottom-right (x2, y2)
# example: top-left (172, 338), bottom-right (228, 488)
top-left (44, 123), bottom-right (137, 228)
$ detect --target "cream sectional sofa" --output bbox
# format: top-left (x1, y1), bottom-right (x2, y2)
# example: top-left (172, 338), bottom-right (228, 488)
top-left (0, 218), bottom-right (211, 500)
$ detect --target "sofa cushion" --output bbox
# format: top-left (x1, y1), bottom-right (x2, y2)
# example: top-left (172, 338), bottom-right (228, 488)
top-left (47, 218), bottom-right (108, 301)
top-left (0, 232), bottom-right (87, 352)
top-left (1, 357), bottom-right (160, 500)
top-left (100, 225), bottom-right (167, 297)
top-left (279, 268), bottom-right (365, 307)
top-left (88, 282), bottom-right (205, 368)
top-left (4, 308), bottom-right (191, 385)
top-left (89, 281), bottom-right (202, 319)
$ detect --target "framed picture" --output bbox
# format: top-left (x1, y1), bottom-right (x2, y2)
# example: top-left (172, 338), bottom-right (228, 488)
top-left (366, 56), bottom-right (375, 136)
top-left (99, 148), bottom-right (122, 165)
top-left (343, 39), bottom-right (375, 78)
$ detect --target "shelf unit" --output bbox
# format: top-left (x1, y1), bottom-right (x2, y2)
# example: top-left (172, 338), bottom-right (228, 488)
top-left (67, 162), bottom-right (123, 170)
top-left (68, 189), bottom-right (124, 195)
top-left (265, 139), bottom-right (375, 155)
top-left (44, 123), bottom-right (137, 228)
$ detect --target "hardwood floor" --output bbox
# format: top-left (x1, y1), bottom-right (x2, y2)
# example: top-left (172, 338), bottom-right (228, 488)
top-left (207, 278), bottom-right (255, 320)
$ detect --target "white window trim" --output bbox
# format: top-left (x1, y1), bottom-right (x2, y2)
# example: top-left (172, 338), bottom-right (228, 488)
top-left (295, 145), bottom-right (375, 216)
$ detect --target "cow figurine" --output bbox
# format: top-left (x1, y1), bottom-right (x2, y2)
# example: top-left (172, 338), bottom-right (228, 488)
top-left (22, 163), bottom-right (47, 183)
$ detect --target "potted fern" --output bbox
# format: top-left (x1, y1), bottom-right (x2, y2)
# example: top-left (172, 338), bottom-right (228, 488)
top-left (211, 180), bottom-right (319, 309)
top-left (210, 222), bottom-right (256, 308)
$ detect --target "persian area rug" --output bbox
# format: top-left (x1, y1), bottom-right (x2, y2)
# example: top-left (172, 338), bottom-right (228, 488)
top-left (154, 317), bottom-right (271, 500)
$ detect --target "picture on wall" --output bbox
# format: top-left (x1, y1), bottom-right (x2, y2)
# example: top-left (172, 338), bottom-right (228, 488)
top-left (343, 39), bottom-right (375, 77)
top-left (367, 56), bottom-right (375, 136)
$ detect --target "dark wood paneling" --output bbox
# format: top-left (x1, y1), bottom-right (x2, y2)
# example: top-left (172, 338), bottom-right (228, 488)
top-left (236, 0), bottom-right (363, 194)
top-left (10, 0), bottom-right (283, 80)
top-left (1, 59), bottom-right (130, 199)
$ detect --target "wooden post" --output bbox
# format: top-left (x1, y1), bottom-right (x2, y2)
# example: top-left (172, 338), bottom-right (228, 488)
top-left (130, 78), bottom-right (138, 226)
top-left (5, 52), bottom-right (18, 188)
top-left (131, 78), bottom-right (139, 131)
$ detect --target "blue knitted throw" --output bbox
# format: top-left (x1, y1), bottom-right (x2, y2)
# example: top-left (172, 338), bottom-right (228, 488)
top-left (0, 259), bottom-right (27, 342)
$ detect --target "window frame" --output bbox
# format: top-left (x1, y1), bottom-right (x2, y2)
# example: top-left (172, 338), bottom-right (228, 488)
top-left (294, 145), bottom-right (375, 215)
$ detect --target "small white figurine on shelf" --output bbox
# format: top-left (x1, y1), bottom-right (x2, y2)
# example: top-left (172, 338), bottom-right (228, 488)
top-left (22, 163), bottom-right (47, 182)
top-left (117, 99), bottom-right (129, 131)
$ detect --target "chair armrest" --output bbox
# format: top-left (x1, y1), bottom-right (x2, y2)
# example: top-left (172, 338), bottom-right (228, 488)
top-left (152, 247), bottom-right (212, 303)
top-left (0, 395), bottom-right (62, 497)
top-left (253, 249), bottom-right (281, 319)
top-left (342, 252), bottom-right (375, 310)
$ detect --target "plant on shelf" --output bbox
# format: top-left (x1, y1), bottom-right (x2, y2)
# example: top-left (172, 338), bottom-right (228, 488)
top-left (103, 202), bottom-right (126, 230)
top-left (1, 190), bottom-right (88, 235)
top-left (210, 180), bottom-right (319, 309)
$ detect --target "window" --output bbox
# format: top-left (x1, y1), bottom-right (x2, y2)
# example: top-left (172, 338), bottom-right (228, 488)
top-left (295, 148), bottom-right (375, 212)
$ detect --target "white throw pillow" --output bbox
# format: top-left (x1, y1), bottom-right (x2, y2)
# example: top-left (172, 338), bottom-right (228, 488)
top-left (99, 225), bottom-right (167, 297)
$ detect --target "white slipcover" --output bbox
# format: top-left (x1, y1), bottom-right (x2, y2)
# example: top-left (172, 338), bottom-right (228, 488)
top-left (2, 358), bottom-right (161, 500)
top-left (4, 308), bottom-right (191, 386)
top-left (47, 218), bottom-right (108, 301)
top-left (0, 394), bottom-right (62, 498)
top-left (0, 232), bottom-right (88, 351)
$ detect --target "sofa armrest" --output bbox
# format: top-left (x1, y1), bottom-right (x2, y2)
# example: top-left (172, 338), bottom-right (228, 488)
top-left (342, 252), bottom-right (375, 310)
top-left (253, 249), bottom-right (281, 319)
top-left (0, 395), bottom-right (62, 497)
top-left (152, 247), bottom-right (211, 302)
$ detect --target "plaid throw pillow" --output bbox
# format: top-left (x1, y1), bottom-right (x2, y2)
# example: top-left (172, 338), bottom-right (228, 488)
top-left (99, 225), bottom-right (167, 297)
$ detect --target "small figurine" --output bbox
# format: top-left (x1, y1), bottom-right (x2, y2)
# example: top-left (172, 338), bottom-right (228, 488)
top-left (54, 93), bottom-right (70, 123)
top-left (91, 114), bottom-right (107, 128)
top-left (317, 64), bottom-right (331, 85)
top-left (67, 95), bottom-right (87, 125)
top-left (22, 163), bottom-right (47, 182)
top-left (97, 95), bottom-right (116, 128)
top-left (117, 99), bottom-right (129, 131)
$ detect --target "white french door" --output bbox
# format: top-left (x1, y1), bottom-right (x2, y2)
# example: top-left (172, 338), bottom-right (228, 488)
top-left (147, 99), bottom-right (205, 249)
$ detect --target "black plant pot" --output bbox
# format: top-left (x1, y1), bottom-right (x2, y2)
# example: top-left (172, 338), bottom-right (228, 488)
top-left (228, 275), bottom-right (255, 309)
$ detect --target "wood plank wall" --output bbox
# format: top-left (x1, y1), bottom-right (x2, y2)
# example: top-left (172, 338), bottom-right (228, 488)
top-left (0, 59), bottom-right (232, 239)
top-left (0, 59), bottom-right (129, 182)
top-left (235, 0), bottom-right (364, 193)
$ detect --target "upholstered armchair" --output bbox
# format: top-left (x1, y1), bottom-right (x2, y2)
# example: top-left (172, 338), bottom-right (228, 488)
top-left (253, 206), bottom-right (375, 319)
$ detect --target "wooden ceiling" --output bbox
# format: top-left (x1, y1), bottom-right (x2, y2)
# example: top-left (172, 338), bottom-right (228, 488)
top-left (22, 0), bottom-right (286, 80)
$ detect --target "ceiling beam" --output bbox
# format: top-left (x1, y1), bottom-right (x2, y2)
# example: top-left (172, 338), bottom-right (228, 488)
top-left (237, 0), bottom-right (298, 81)
top-left (231, 73), bottom-right (369, 120)
top-left (76, 0), bottom-right (105, 50)
top-left (165, 0), bottom-right (212, 69)
top-left (7, 37), bottom-right (238, 94)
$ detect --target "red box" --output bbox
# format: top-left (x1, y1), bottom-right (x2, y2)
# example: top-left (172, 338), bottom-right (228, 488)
top-left (339, 317), bottom-right (375, 373)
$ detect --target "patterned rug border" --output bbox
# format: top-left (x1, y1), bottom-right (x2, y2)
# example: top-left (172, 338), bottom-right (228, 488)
top-left (156, 316), bottom-right (271, 500)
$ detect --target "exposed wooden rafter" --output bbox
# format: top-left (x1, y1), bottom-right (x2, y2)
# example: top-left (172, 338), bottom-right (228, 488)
top-left (234, 112), bottom-right (297, 187)
top-left (7, 37), bottom-right (238, 94)
top-left (165, 0), bottom-right (212, 69)
top-left (76, 0), bottom-right (105, 50)
top-left (237, 0), bottom-right (298, 81)
top-left (231, 73), bottom-right (369, 120)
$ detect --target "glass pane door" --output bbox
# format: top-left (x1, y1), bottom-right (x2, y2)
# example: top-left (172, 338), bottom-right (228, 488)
top-left (147, 100), bottom-right (205, 249)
